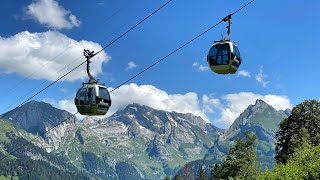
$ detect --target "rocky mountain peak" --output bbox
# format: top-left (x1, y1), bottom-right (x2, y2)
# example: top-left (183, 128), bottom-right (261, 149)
top-left (82, 117), bottom-right (98, 125)
top-left (110, 103), bottom-right (214, 133)
top-left (247, 99), bottom-right (271, 113)
top-left (5, 100), bottom-right (77, 144)
top-left (228, 99), bottom-right (289, 132)
top-left (254, 99), bottom-right (269, 108)
top-left (284, 109), bottom-right (292, 116)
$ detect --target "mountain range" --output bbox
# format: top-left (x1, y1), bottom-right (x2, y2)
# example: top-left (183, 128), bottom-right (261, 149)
top-left (0, 99), bottom-right (290, 179)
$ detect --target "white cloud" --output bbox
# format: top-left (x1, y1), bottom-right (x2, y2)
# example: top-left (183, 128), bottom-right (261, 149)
top-left (43, 98), bottom-right (85, 120)
top-left (44, 85), bottom-right (292, 128)
top-left (0, 31), bottom-right (110, 81)
top-left (192, 62), bottom-right (209, 72)
top-left (25, 0), bottom-right (81, 29)
top-left (44, 83), bottom-right (210, 122)
top-left (202, 95), bottom-right (221, 114)
top-left (126, 61), bottom-right (137, 70)
top-left (59, 88), bottom-right (68, 93)
top-left (108, 83), bottom-right (210, 122)
top-left (256, 67), bottom-right (270, 87)
top-left (215, 92), bottom-right (292, 126)
top-left (192, 62), bottom-right (199, 67)
top-left (238, 70), bottom-right (251, 78)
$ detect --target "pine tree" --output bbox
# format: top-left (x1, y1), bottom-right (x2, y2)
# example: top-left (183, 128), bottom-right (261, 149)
top-left (211, 164), bottom-right (222, 180)
top-left (173, 175), bottom-right (181, 180)
top-left (198, 165), bottom-right (207, 180)
top-left (213, 131), bottom-right (259, 179)
top-left (181, 164), bottom-right (195, 180)
top-left (165, 175), bottom-right (171, 180)
top-left (275, 99), bottom-right (320, 164)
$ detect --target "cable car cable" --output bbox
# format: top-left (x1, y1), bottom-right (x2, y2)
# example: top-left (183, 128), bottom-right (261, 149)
top-left (0, 112), bottom-right (79, 162)
top-left (3, 5), bottom-right (127, 99)
top-left (90, 0), bottom-right (173, 59)
top-left (0, 0), bottom-right (255, 162)
top-left (0, 0), bottom-right (173, 119)
top-left (111, 0), bottom-right (256, 92)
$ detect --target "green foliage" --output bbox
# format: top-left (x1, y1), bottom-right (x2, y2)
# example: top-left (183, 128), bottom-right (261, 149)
top-left (291, 128), bottom-right (312, 152)
top-left (81, 151), bottom-right (118, 179)
top-left (180, 164), bottom-right (195, 180)
top-left (0, 120), bottom-right (17, 143)
top-left (0, 132), bottom-right (90, 180)
top-left (173, 175), bottom-right (181, 180)
top-left (115, 162), bottom-right (142, 180)
top-left (198, 165), bottom-right (208, 180)
top-left (0, 175), bottom-right (18, 180)
top-left (213, 131), bottom-right (259, 180)
top-left (275, 99), bottom-right (320, 164)
top-left (165, 175), bottom-right (171, 180)
top-left (260, 145), bottom-right (320, 179)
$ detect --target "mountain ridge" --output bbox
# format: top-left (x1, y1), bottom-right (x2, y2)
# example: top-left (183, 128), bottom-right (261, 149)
top-left (0, 99), bottom-right (290, 179)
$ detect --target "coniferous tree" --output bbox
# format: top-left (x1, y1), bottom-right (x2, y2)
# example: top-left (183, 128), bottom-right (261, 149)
top-left (181, 164), bottom-right (195, 180)
top-left (198, 165), bottom-right (207, 180)
top-left (211, 164), bottom-right (222, 180)
top-left (173, 175), bottom-right (181, 180)
top-left (213, 131), bottom-right (259, 179)
top-left (275, 99), bottom-right (320, 164)
top-left (165, 175), bottom-right (170, 180)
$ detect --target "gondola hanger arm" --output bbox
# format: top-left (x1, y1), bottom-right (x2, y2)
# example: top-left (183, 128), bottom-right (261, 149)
top-left (83, 49), bottom-right (97, 84)
top-left (222, 14), bottom-right (232, 41)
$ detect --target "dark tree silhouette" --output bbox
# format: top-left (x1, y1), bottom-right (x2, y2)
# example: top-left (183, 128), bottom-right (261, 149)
top-left (275, 100), bottom-right (320, 163)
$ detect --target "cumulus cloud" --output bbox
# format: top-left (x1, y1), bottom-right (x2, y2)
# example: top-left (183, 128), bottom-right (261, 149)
top-left (25, 0), bottom-right (80, 29)
top-left (44, 83), bottom-right (210, 122)
top-left (44, 85), bottom-right (292, 128)
top-left (202, 94), bottom-right (221, 114)
top-left (0, 31), bottom-right (110, 81)
top-left (43, 98), bottom-right (85, 120)
top-left (192, 62), bottom-right (209, 72)
top-left (126, 61), bottom-right (137, 70)
top-left (215, 92), bottom-right (292, 126)
top-left (108, 83), bottom-right (210, 121)
top-left (59, 88), bottom-right (68, 93)
top-left (256, 67), bottom-right (270, 87)
top-left (238, 70), bottom-right (251, 77)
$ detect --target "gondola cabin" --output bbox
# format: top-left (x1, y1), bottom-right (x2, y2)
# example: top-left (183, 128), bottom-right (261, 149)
top-left (207, 41), bottom-right (241, 74)
top-left (75, 83), bottom-right (111, 116)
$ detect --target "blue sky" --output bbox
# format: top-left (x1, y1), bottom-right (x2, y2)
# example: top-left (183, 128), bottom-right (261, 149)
top-left (0, 0), bottom-right (319, 128)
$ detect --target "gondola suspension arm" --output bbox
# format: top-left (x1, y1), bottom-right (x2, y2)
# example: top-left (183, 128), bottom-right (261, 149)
top-left (83, 49), bottom-right (97, 84)
top-left (222, 14), bottom-right (232, 41)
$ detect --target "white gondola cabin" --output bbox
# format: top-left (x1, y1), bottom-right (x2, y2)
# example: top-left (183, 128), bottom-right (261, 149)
top-left (74, 49), bottom-right (112, 116)
top-left (207, 14), bottom-right (242, 74)
top-left (207, 40), bottom-right (241, 74)
top-left (75, 83), bottom-right (111, 116)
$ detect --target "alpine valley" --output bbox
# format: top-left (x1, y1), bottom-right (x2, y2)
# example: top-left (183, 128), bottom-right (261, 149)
top-left (0, 99), bottom-right (290, 179)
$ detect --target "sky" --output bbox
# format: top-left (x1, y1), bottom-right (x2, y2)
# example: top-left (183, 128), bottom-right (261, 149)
top-left (0, 0), bottom-right (319, 129)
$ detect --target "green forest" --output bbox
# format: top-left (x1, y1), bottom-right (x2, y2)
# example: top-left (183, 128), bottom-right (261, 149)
top-left (168, 100), bottom-right (320, 180)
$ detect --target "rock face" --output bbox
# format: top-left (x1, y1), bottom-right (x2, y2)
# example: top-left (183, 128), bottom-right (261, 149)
top-left (0, 119), bottom-right (91, 179)
top-left (0, 99), bottom-right (290, 179)
top-left (221, 99), bottom-right (289, 169)
top-left (228, 99), bottom-right (288, 132)
top-left (4, 100), bottom-right (77, 148)
top-left (3, 101), bottom-right (223, 179)
top-left (63, 103), bottom-right (223, 179)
